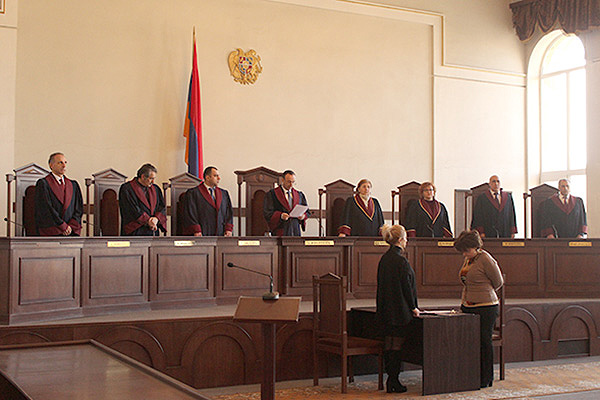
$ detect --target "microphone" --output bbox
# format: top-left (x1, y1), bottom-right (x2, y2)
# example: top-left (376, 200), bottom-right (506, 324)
top-left (4, 217), bottom-right (26, 235)
top-left (227, 262), bottom-right (279, 300)
top-left (552, 225), bottom-right (558, 238)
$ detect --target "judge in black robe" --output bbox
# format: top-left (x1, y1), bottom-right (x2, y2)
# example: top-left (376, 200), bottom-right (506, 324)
top-left (337, 179), bottom-right (384, 236)
top-left (405, 182), bottom-right (452, 238)
top-left (181, 167), bottom-right (234, 236)
top-left (119, 164), bottom-right (167, 236)
top-left (34, 153), bottom-right (83, 236)
top-left (376, 224), bottom-right (419, 393)
top-left (540, 180), bottom-right (587, 238)
top-left (263, 170), bottom-right (309, 237)
top-left (471, 176), bottom-right (517, 238)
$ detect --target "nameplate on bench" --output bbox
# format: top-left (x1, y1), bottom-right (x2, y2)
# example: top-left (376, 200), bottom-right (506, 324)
top-left (373, 241), bottom-right (388, 246)
top-left (304, 240), bottom-right (334, 246)
top-left (503, 241), bottom-right (524, 247)
top-left (238, 240), bottom-right (260, 246)
top-left (174, 241), bottom-right (194, 247)
top-left (569, 241), bottom-right (592, 247)
top-left (107, 241), bottom-right (130, 248)
top-left (437, 241), bottom-right (454, 247)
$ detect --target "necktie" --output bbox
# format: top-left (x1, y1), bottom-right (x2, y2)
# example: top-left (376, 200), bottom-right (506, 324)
top-left (494, 192), bottom-right (500, 205)
top-left (209, 187), bottom-right (216, 201)
top-left (144, 187), bottom-right (151, 204)
top-left (287, 190), bottom-right (293, 208)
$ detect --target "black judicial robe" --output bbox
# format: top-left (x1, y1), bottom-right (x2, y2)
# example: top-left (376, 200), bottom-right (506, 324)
top-left (471, 191), bottom-right (517, 238)
top-left (181, 184), bottom-right (234, 236)
top-left (338, 194), bottom-right (384, 236)
top-left (405, 199), bottom-right (452, 238)
top-left (376, 245), bottom-right (418, 336)
top-left (34, 174), bottom-right (83, 236)
top-left (540, 194), bottom-right (587, 238)
top-left (119, 179), bottom-right (167, 236)
top-left (263, 186), bottom-right (309, 237)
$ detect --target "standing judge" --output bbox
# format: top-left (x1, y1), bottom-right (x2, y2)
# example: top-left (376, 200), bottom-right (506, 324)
top-left (338, 179), bottom-right (385, 236)
top-left (405, 182), bottom-right (452, 238)
top-left (263, 170), bottom-right (309, 236)
top-left (119, 163), bottom-right (167, 236)
top-left (182, 166), bottom-right (234, 236)
top-left (376, 224), bottom-right (419, 393)
top-left (540, 178), bottom-right (587, 238)
top-left (471, 175), bottom-right (517, 238)
top-left (34, 152), bottom-right (83, 236)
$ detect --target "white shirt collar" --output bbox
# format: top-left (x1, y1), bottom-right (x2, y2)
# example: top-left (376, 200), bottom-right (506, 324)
top-left (51, 173), bottom-right (64, 183)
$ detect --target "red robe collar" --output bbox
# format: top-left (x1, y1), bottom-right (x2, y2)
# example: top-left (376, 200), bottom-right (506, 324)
top-left (198, 183), bottom-right (222, 211)
top-left (274, 186), bottom-right (299, 212)
top-left (353, 194), bottom-right (374, 220)
top-left (550, 193), bottom-right (576, 215)
top-left (419, 199), bottom-right (441, 223)
top-left (130, 179), bottom-right (157, 212)
top-left (45, 174), bottom-right (73, 217)
top-left (485, 190), bottom-right (508, 212)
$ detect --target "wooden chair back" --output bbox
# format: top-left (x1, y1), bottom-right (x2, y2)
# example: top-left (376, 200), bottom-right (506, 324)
top-left (90, 169), bottom-right (127, 236)
top-left (313, 273), bottom-right (347, 340)
top-left (322, 180), bottom-right (355, 236)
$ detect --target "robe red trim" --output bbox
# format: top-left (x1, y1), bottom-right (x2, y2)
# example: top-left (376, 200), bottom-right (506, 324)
top-left (353, 195), bottom-right (374, 220)
top-left (338, 225), bottom-right (351, 236)
top-left (550, 194), bottom-right (576, 215)
top-left (419, 199), bottom-right (441, 224)
top-left (38, 174), bottom-right (81, 235)
top-left (268, 186), bottom-right (305, 233)
top-left (123, 179), bottom-right (163, 235)
top-left (485, 190), bottom-right (508, 212)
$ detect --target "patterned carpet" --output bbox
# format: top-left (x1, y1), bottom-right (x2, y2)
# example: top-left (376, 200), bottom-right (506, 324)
top-left (210, 360), bottom-right (600, 400)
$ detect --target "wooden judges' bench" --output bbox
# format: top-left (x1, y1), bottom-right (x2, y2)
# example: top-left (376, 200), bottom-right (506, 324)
top-left (0, 237), bottom-right (598, 325)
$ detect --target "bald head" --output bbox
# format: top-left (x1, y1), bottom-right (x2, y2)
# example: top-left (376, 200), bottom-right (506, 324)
top-left (488, 175), bottom-right (500, 193)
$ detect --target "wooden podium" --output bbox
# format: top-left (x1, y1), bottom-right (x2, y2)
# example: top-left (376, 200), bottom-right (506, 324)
top-left (234, 296), bottom-right (301, 400)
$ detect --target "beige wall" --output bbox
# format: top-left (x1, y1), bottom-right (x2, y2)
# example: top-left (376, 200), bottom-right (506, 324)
top-left (0, 0), bottom-right (17, 236)
top-left (7, 0), bottom-right (527, 236)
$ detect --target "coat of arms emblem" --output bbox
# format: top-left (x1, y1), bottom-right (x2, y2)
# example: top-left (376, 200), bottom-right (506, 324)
top-left (228, 48), bottom-right (263, 85)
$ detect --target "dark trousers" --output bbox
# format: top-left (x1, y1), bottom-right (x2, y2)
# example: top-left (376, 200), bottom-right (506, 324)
top-left (461, 304), bottom-right (498, 386)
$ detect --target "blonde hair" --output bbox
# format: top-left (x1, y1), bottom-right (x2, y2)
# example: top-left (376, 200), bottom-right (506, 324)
top-left (381, 224), bottom-right (407, 246)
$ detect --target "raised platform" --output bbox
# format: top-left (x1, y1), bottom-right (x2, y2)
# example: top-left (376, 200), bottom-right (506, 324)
top-left (1, 297), bottom-right (599, 390)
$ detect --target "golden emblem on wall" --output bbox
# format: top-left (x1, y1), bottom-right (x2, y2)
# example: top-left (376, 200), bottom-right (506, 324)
top-left (228, 48), bottom-right (262, 85)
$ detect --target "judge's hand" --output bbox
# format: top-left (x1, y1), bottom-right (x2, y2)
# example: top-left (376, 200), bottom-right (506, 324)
top-left (546, 234), bottom-right (555, 239)
top-left (63, 226), bottom-right (72, 236)
top-left (281, 213), bottom-right (290, 221)
top-left (510, 234), bottom-right (515, 239)
top-left (194, 232), bottom-right (202, 237)
top-left (338, 233), bottom-right (346, 237)
top-left (576, 234), bottom-right (584, 239)
top-left (148, 217), bottom-right (159, 230)
top-left (298, 213), bottom-right (306, 221)
top-left (224, 231), bottom-right (233, 237)
top-left (479, 233), bottom-right (486, 238)
top-left (412, 308), bottom-right (420, 317)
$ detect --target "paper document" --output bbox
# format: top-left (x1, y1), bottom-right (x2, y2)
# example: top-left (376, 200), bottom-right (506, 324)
top-left (289, 204), bottom-right (309, 218)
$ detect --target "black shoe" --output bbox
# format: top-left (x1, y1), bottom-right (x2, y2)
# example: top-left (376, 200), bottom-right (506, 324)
top-left (480, 380), bottom-right (493, 388)
top-left (386, 377), bottom-right (408, 393)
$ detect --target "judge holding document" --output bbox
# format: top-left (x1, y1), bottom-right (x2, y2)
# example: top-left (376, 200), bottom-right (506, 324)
top-left (263, 170), bottom-right (309, 236)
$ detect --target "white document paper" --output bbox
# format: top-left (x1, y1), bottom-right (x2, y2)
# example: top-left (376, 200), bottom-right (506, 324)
top-left (289, 204), bottom-right (309, 218)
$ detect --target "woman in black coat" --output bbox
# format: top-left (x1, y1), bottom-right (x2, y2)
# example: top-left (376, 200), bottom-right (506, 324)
top-left (376, 224), bottom-right (420, 393)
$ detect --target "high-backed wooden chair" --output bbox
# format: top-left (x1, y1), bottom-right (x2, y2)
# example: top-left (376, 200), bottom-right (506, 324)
top-left (87, 169), bottom-right (127, 236)
top-left (319, 179), bottom-right (355, 236)
top-left (493, 274), bottom-right (506, 380)
top-left (163, 173), bottom-right (202, 235)
top-left (234, 166), bottom-right (281, 236)
top-left (391, 181), bottom-right (420, 225)
top-left (312, 273), bottom-right (383, 393)
top-left (6, 163), bottom-right (50, 236)
top-left (527, 184), bottom-right (558, 238)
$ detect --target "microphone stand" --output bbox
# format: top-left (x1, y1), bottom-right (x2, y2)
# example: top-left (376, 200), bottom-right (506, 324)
top-left (4, 217), bottom-right (26, 236)
top-left (227, 262), bottom-right (279, 300)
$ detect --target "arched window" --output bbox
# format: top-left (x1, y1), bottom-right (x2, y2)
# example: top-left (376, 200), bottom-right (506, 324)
top-left (538, 33), bottom-right (587, 199)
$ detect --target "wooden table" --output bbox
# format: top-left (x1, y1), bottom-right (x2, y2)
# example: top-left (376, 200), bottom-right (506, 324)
top-left (349, 308), bottom-right (480, 395)
top-left (0, 340), bottom-right (209, 400)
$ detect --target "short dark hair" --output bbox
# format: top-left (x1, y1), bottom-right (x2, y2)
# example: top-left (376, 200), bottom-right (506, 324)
top-left (203, 166), bottom-right (217, 179)
top-left (137, 163), bottom-right (157, 178)
top-left (454, 230), bottom-right (483, 252)
top-left (48, 152), bottom-right (64, 164)
top-left (282, 170), bottom-right (295, 178)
